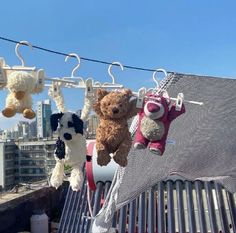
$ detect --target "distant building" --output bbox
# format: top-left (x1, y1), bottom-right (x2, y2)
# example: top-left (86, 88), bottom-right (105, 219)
top-left (16, 139), bottom-right (56, 183)
top-left (0, 141), bottom-right (18, 190)
top-left (2, 130), bottom-right (12, 140)
top-left (0, 138), bottom-right (56, 189)
top-left (1, 121), bottom-right (30, 140)
top-left (29, 120), bottom-right (37, 138)
top-left (37, 99), bottom-right (52, 138)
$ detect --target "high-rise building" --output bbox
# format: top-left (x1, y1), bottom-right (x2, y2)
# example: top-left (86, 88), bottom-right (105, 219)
top-left (37, 99), bottom-right (52, 138)
top-left (0, 141), bottom-right (18, 190)
top-left (0, 138), bottom-right (56, 190)
top-left (29, 120), bottom-right (37, 138)
top-left (16, 139), bottom-right (56, 183)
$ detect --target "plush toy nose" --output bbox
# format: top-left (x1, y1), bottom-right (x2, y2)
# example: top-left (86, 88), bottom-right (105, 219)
top-left (112, 107), bottom-right (119, 114)
top-left (64, 133), bottom-right (72, 140)
top-left (146, 102), bottom-right (160, 113)
top-left (14, 91), bottom-right (25, 100)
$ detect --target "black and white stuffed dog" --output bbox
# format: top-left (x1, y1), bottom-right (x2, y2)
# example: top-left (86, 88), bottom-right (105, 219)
top-left (50, 112), bottom-right (86, 191)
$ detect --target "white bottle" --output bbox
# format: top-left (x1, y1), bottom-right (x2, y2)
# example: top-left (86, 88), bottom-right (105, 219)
top-left (30, 210), bottom-right (48, 233)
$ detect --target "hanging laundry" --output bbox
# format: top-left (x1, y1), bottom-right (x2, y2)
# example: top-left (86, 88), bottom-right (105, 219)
top-left (91, 73), bottom-right (236, 233)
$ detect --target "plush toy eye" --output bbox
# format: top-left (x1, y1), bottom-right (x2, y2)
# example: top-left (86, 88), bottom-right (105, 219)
top-left (119, 104), bottom-right (123, 107)
top-left (107, 102), bottom-right (111, 106)
top-left (60, 124), bottom-right (63, 127)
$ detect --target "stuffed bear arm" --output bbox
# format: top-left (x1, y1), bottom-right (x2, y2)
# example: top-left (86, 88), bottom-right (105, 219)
top-left (93, 102), bottom-right (104, 117)
top-left (125, 96), bottom-right (140, 119)
top-left (93, 89), bottom-right (109, 118)
top-left (168, 102), bottom-right (186, 122)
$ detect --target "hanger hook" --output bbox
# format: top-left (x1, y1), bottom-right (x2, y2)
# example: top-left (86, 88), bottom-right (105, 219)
top-left (108, 61), bottom-right (124, 84)
top-left (65, 53), bottom-right (81, 78)
top-left (152, 68), bottom-right (167, 88)
top-left (15, 41), bottom-right (33, 67)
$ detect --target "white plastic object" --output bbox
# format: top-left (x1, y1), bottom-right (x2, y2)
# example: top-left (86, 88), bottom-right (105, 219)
top-left (152, 68), bottom-right (168, 89)
top-left (176, 92), bottom-right (184, 111)
top-left (13, 40), bottom-right (36, 70)
top-left (105, 61), bottom-right (124, 85)
top-left (33, 69), bottom-right (45, 93)
top-left (0, 58), bottom-right (7, 88)
top-left (30, 210), bottom-right (48, 233)
top-left (170, 96), bottom-right (204, 106)
top-left (162, 90), bottom-right (171, 105)
top-left (85, 78), bottom-right (94, 97)
top-left (136, 87), bottom-right (146, 108)
top-left (65, 53), bottom-right (84, 83)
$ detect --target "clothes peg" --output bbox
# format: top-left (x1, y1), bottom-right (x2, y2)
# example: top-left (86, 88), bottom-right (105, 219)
top-left (169, 95), bottom-right (204, 107)
top-left (0, 57), bottom-right (8, 88)
top-left (85, 78), bottom-right (94, 98)
top-left (33, 69), bottom-right (45, 93)
top-left (175, 93), bottom-right (184, 111)
top-left (136, 87), bottom-right (146, 108)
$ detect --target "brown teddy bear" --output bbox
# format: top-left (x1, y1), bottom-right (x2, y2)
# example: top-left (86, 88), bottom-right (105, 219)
top-left (93, 89), bottom-right (138, 167)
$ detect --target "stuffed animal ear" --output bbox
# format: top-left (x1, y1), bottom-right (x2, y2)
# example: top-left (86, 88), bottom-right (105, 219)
top-left (122, 89), bottom-right (133, 98)
top-left (96, 89), bottom-right (109, 101)
top-left (72, 114), bottom-right (84, 135)
top-left (93, 89), bottom-right (109, 117)
top-left (50, 112), bottom-right (63, 131)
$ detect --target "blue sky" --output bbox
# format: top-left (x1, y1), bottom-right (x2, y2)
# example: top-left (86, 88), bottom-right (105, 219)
top-left (0, 0), bottom-right (236, 129)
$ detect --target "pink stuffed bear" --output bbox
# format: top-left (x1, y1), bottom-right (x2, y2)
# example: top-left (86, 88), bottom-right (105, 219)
top-left (134, 93), bottom-right (185, 155)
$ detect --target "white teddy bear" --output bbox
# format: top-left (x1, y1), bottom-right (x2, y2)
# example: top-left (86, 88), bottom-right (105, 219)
top-left (2, 71), bottom-right (38, 119)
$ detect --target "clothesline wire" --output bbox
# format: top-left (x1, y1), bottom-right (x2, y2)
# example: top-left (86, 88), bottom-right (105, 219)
top-left (0, 36), bottom-right (173, 73)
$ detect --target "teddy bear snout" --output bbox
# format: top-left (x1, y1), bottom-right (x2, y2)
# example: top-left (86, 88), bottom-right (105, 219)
top-left (112, 107), bottom-right (119, 114)
top-left (14, 91), bottom-right (25, 100)
top-left (146, 102), bottom-right (160, 113)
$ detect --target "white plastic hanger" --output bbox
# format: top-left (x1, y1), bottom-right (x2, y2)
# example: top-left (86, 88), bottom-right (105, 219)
top-left (103, 61), bottom-right (124, 88)
top-left (146, 68), bottom-right (168, 94)
top-left (0, 41), bottom-right (45, 93)
top-left (86, 61), bottom-right (124, 89)
top-left (1, 41), bottom-right (36, 72)
top-left (44, 53), bottom-right (80, 86)
top-left (63, 53), bottom-right (84, 85)
top-left (133, 68), bottom-right (203, 107)
top-left (11, 41), bottom-right (36, 71)
top-left (152, 68), bottom-right (167, 90)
